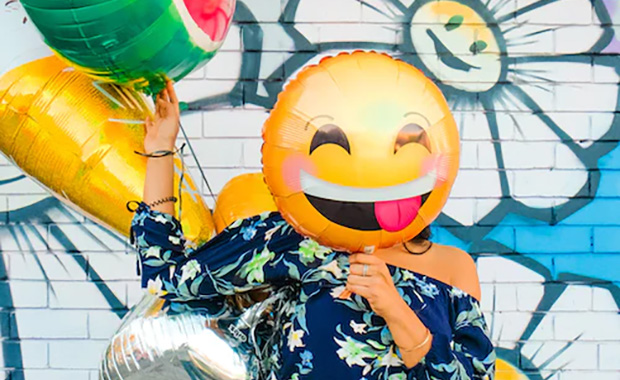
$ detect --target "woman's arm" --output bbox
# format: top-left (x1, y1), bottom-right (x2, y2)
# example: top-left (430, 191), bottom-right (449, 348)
top-left (346, 254), bottom-right (431, 367)
top-left (132, 210), bottom-right (334, 302)
top-left (346, 253), bottom-right (495, 378)
top-left (142, 81), bottom-right (180, 215)
top-left (132, 82), bottom-right (339, 302)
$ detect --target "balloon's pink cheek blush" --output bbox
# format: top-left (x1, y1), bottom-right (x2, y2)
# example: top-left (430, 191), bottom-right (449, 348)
top-left (281, 154), bottom-right (316, 193)
top-left (422, 153), bottom-right (450, 183)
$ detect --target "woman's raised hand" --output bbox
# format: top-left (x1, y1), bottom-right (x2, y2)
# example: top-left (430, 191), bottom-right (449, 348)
top-left (144, 81), bottom-right (180, 153)
top-left (346, 254), bottom-right (406, 319)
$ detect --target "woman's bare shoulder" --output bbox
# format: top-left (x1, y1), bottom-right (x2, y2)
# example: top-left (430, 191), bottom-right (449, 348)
top-left (432, 244), bottom-right (481, 301)
top-left (377, 243), bottom-right (482, 301)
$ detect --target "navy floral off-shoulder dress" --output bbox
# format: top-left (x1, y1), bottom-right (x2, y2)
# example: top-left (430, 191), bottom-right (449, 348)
top-left (131, 203), bottom-right (496, 380)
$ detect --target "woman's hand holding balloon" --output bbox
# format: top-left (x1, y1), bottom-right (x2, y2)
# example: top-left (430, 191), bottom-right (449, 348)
top-left (346, 254), bottom-right (406, 318)
top-left (144, 81), bottom-right (180, 153)
top-left (143, 81), bottom-right (181, 215)
top-left (347, 253), bottom-right (432, 367)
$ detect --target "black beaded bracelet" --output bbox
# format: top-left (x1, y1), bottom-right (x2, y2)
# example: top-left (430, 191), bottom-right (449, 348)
top-left (149, 196), bottom-right (178, 208)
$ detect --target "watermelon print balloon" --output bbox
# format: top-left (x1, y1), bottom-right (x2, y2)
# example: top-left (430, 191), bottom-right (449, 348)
top-left (20, 0), bottom-right (236, 94)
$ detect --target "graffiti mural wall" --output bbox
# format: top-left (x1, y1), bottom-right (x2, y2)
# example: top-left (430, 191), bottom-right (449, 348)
top-left (1, 0), bottom-right (618, 379)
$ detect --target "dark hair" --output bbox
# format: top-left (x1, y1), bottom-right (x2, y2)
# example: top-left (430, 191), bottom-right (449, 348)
top-left (403, 225), bottom-right (433, 255)
top-left (409, 225), bottom-right (432, 243)
top-left (408, 193), bottom-right (432, 244)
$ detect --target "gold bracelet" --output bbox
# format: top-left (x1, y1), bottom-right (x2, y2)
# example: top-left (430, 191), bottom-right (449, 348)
top-left (400, 328), bottom-right (432, 353)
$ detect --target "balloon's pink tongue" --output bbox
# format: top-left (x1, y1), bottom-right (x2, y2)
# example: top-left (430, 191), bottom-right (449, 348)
top-left (374, 196), bottom-right (422, 232)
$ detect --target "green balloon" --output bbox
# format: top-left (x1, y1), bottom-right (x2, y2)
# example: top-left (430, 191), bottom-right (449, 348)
top-left (21, 0), bottom-right (236, 94)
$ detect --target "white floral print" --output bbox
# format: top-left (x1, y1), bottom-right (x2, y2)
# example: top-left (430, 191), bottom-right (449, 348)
top-left (144, 246), bottom-right (161, 259)
top-left (335, 336), bottom-right (377, 367)
top-left (350, 321), bottom-right (368, 335)
top-left (179, 259), bottom-right (201, 284)
top-left (320, 260), bottom-right (344, 279)
top-left (288, 328), bottom-right (306, 352)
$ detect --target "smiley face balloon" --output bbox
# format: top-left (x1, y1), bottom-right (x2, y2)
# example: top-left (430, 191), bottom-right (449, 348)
top-left (262, 51), bottom-right (460, 253)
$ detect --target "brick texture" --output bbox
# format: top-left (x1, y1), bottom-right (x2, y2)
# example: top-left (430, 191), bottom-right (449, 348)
top-left (1, 0), bottom-right (619, 379)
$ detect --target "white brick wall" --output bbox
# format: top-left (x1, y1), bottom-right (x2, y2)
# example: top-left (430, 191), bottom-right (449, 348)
top-left (1, 0), bottom-right (619, 379)
top-left (12, 310), bottom-right (88, 339)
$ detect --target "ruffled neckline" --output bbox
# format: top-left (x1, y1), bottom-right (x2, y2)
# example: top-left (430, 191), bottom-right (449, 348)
top-left (385, 264), bottom-right (480, 303)
top-left (218, 212), bottom-right (480, 304)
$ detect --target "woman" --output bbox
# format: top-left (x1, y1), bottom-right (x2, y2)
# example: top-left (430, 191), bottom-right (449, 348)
top-left (132, 82), bottom-right (495, 379)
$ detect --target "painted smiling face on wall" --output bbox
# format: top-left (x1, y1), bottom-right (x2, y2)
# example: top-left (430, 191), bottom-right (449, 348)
top-left (262, 51), bottom-right (460, 252)
top-left (410, 0), bottom-right (502, 92)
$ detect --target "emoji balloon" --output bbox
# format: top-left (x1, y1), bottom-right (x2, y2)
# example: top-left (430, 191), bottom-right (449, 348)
top-left (20, 0), bottom-right (236, 94)
top-left (262, 51), bottom-right (460, 253)
top-left (213, 173), bottom-right (278, 233)
top-left (0, 56), bottom-right (214, 244)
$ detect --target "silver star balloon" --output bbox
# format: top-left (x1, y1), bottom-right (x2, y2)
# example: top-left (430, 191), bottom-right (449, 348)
top-left (99, 288), bottom-right (290, 380)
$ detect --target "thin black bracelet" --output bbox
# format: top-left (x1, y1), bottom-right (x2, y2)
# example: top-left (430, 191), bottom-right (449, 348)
top-left (135, 143), bottom-right (186, 158)
top-left (134, 149), bottom-right (175, 158)
top-left (149, 196), bottom-right (178, 208)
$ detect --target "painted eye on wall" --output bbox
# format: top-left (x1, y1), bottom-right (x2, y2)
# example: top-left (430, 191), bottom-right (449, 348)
top-left (309, 123), bottom-right (351, 154)
top-left (469, 40), bottom-right (488, 54)
top-left (444, 15), bottom-right (463, 31)
top-left (394, 123), bottom-right (431, 153)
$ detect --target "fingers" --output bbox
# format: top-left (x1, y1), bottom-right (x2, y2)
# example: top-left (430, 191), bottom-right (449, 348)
top-left (161, 88), bottom-right (171, 103)
top-left (145, 116), bottom-right (154, 132)
top-left (156, 97), bottom-right (167, 108)
top-left (347, 274), bottom-right (375, 286)
top-left (349, 254), bottom-right (390, 279)
top-left (156, 98), bottom-right (167, 117)
top-left (154, 82), bottom-right (178, 119)
top-left (350, 263), bottom-right (378, 277)
top-left (151, 82), bottom-right (179, 132)
top-left (346, 284), bottom-right (372, 299)
top-left (349, 253), bottom-right (384, 265)
top-left (166, 80), bottom-right (178, 105)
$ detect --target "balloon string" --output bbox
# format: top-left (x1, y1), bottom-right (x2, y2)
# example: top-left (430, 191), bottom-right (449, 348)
top-left (178, 143), bottom-right (186, 224)
top-left (178, 121), bottom-right (218, 210)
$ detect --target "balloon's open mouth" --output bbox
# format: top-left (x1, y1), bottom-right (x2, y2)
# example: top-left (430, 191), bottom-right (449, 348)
top-left (300, 170), bottom-right (436, 232)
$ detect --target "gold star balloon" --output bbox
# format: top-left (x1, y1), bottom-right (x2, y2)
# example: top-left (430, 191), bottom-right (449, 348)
top-left (0, 56), bottom-right (214, 244)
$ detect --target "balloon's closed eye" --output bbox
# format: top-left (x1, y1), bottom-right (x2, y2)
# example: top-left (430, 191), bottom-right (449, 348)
top-left (394, 123), bottom-right (431, 153)
top-left (310, 124), bottom-right (351, 154)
